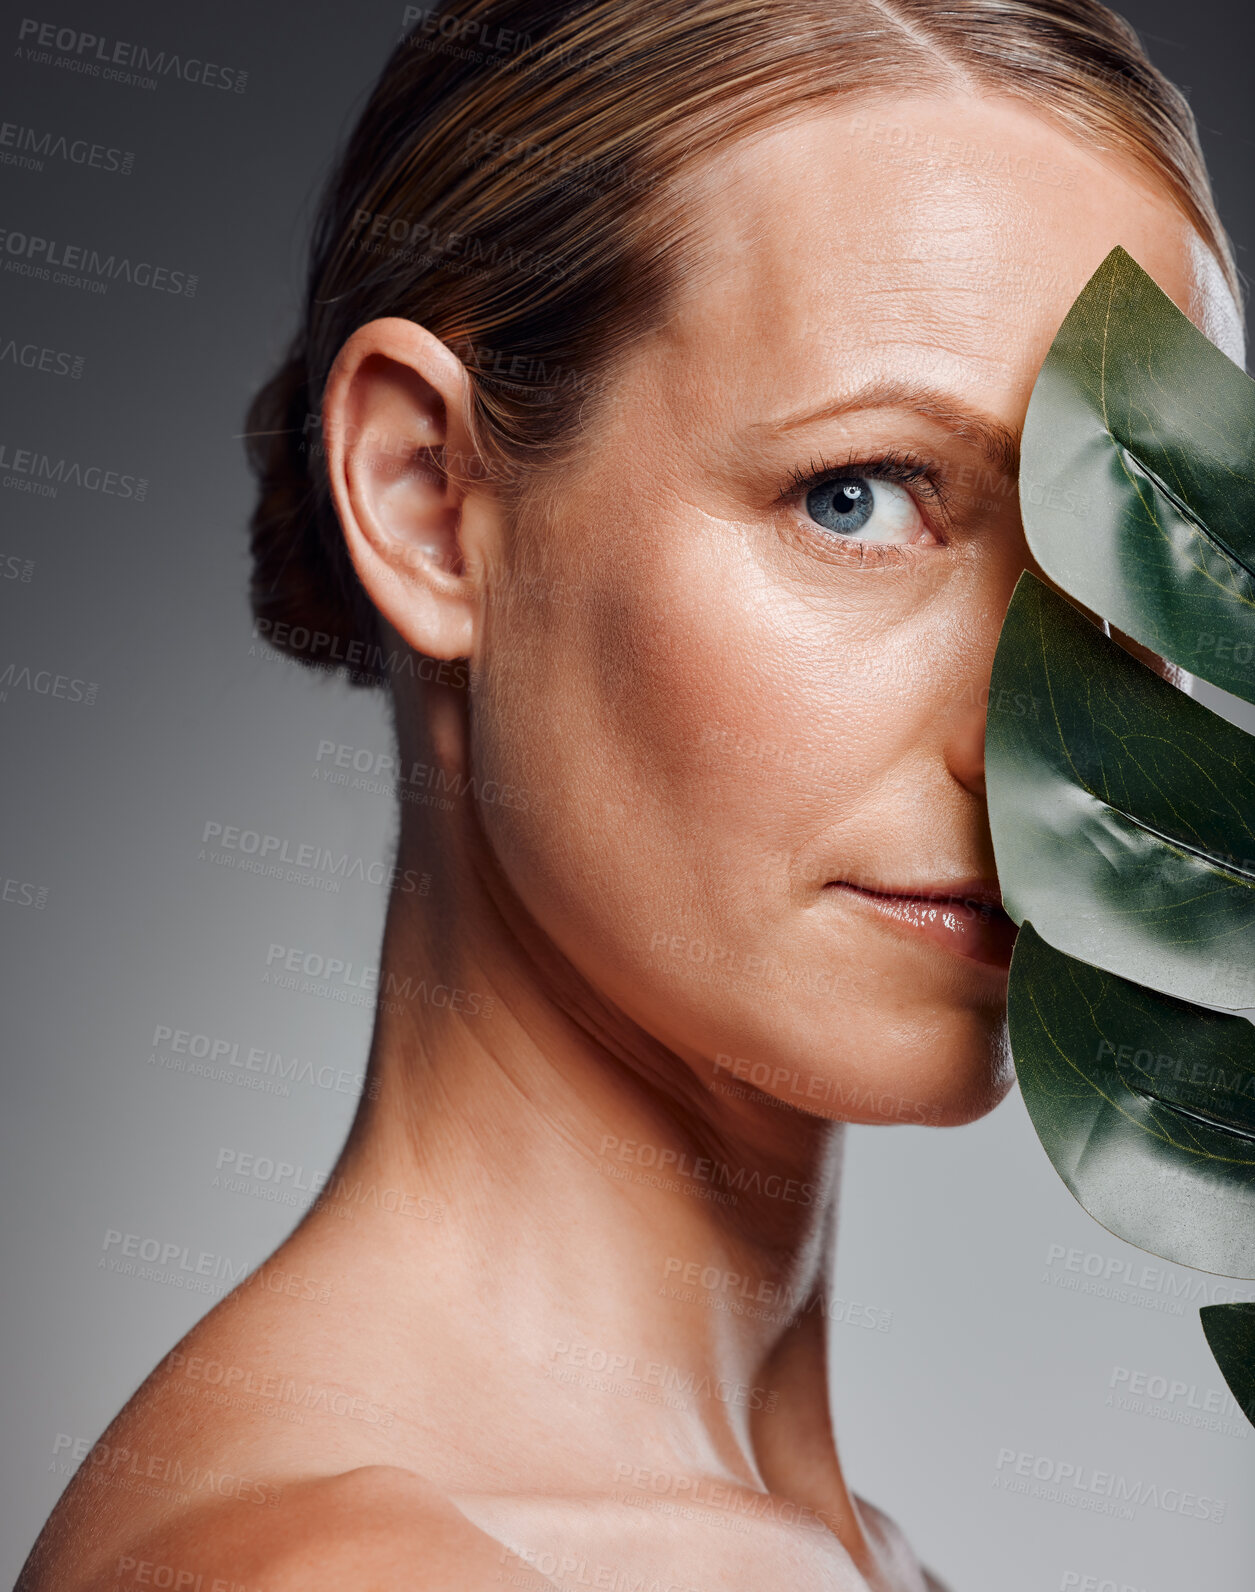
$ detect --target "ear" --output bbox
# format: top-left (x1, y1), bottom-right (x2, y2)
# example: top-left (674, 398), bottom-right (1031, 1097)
top-left (321, 317), bottom-right (490, 664)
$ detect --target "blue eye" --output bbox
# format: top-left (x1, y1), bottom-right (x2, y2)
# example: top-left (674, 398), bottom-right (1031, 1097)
top-left (805, 477), bottom-right (875, 535)
top-left (801, 474), bottom-right (927, 545)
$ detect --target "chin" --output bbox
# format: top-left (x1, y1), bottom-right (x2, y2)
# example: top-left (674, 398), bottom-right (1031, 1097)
top-left (692, 971), bottom-right (1014, 1131)
top-left (862, 1014), bottom-right (1016, 1129)
top-left (787, 931), bottom-right (1018, 1127)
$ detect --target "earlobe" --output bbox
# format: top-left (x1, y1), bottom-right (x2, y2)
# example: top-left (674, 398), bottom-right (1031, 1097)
top-left (322, 317), bottom-right (485, 663)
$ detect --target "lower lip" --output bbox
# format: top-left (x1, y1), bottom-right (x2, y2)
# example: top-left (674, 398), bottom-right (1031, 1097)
top-left (830, 884), bottom-right (1018, 970)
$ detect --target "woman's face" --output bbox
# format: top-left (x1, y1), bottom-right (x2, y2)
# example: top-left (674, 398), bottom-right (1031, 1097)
top-left (467, 94), bottom-right (1242, 1126)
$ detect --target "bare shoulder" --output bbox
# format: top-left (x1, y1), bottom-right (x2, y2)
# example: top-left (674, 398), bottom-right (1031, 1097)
top-left (251, 1466), bottom-right (555, 1589)
top-left (25, 1466), bottom-right (557, 1592)
top-left (236, 1466), bottom-right (560, 1590)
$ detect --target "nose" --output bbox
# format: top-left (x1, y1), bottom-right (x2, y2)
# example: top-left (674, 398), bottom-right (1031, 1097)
top-left (943, 552), bottom-right (1120, 806)
top-left (944, 693), bottom-right (987, 799)
top-left (946, 525), bottom-right (1055, 802)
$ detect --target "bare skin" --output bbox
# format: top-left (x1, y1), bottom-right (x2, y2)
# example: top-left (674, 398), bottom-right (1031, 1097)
top-left (19, 94), bottom-right (1242, 1592)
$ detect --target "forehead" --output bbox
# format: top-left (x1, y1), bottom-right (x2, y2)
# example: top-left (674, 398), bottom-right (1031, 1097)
top-left (654, 94), bottom-right (1241, 412)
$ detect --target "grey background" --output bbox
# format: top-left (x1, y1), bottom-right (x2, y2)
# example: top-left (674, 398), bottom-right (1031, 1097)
top-left (1, 2), bottom-right (1252, 1587)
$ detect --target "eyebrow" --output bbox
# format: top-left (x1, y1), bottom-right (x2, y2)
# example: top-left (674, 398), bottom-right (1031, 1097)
top-left (750, 378), bottom-right (1022, 474)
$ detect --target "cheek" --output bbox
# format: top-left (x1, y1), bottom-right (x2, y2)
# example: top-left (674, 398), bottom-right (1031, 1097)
top-left (470, 514), bottom-right (902, 1000)
top-left (612, 590), bottom-right (888, 880)
top-left (469, 521), bottom-right (1008, 1118)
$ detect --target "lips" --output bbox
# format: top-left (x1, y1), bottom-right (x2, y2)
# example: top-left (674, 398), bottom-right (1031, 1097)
top-left (827, 879), bottom-right (1018, 969)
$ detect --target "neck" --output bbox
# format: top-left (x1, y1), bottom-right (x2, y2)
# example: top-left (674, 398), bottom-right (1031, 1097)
top-left (284, 700), bottom-right (877, 1567)
top-left (334, 857), bottom-right (842, 1438)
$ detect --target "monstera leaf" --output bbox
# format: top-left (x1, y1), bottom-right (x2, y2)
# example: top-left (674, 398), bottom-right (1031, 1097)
top-left (988, 572), bottom-right (1255, 1012)
top-left (1200, 1304), bottom-right (1255, 1431)
top-left (1018, 245), bottom-right (1255, 704)
top-left (988, 247), bottom-right (1255, 1395)
top-left (1007, 923), bottom-right (1255, 1277)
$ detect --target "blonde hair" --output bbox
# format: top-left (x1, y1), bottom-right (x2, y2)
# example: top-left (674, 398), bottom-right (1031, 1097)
top-left (246, 0), bottom-right (1239, 684)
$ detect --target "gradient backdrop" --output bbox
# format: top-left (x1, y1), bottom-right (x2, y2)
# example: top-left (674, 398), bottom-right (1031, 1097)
top-left (2, 2), bottom-right (1253, 1586)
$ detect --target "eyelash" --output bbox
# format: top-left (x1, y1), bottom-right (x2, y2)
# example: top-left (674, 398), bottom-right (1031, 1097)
top-left (775, 448), bottom-right (949, 565)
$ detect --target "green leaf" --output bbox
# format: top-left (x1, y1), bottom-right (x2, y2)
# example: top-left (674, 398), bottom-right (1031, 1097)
top-left (1019, 245), bottom-right (1255, 701)
top-left (987, 571), bottom-right (1255, 1010)
top-left (1007, 923), bottom-right (1255, 1277)
top-left (1199, 1304), bottom-right (1255, 1430)
top-left (994, 252), bottom-right (1255, 1306)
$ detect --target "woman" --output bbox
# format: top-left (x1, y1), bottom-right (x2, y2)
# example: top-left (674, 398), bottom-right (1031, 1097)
top-left (19, 2), bottom-right (1245, 1589)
